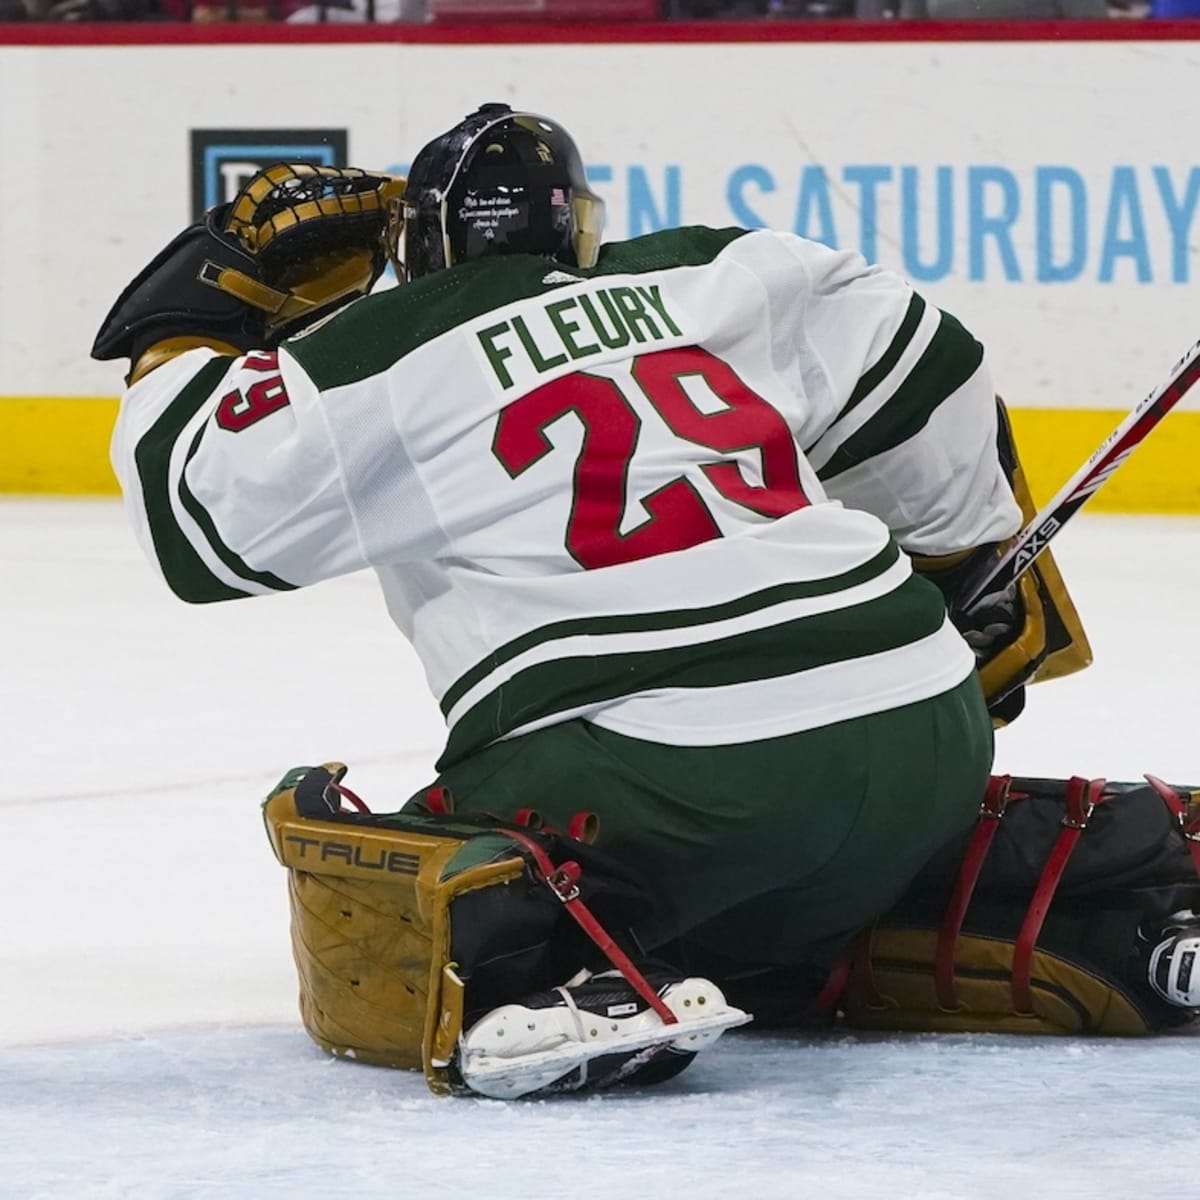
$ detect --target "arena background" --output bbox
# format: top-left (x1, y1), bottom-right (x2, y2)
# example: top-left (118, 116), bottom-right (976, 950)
top-left (4, 21), bottom-right (1200, 509)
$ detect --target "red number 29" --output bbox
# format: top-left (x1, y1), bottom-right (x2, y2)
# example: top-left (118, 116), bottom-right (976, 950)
top-left (215, 351), bottom-right (291, 433)
top-left (492, 347), bottom-right (808, 570)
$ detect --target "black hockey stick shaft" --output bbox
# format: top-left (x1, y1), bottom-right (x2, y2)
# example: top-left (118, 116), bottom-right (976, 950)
top-left (961, 337), bottom-right (1200, 609)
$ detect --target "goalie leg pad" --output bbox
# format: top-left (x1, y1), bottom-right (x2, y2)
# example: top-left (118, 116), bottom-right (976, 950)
top-left (262, 764), bottom-right (663, 1094)
top-left (263, 768), bottom-right (525, 1087)
top-left (837, 774), bottom-right (1200, 1036)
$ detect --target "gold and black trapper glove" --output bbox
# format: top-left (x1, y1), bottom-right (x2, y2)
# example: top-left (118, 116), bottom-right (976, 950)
top-left (92, 162), bottom-right (405, 382)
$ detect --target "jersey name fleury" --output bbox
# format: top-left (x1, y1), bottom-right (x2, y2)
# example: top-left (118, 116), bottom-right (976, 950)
top-left (476, 283), bottom-right (683, 393)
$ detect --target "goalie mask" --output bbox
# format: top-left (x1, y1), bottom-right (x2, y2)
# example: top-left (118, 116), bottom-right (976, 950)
top-left (402, 102), bottom-right (605, 281)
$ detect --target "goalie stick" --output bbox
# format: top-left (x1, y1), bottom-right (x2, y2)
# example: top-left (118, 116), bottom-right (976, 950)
top-left (961, 337), bottom-right (1200, 610)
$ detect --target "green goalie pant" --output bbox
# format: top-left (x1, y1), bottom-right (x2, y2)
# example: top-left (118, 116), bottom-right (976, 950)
top-left (406, 673), bottom-right (993, 970)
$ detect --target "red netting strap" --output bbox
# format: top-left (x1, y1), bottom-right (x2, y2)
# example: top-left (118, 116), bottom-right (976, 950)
top-left (934, 774), bottom-right (1017, 1012)
top-left (566, 811), bottom-right (600, 843)
top-left (1144, 774), bottom-right (1200, 878)
top-left (807, 953), bottom-right (854, 1020)
top-left (499, 829), bottom-right (679, 1026)
top-left (1010, 776), bottom-right (1106, 1016)
top-left (330, 780), bottom-right (371, 814)
top-left (423, 786), bottom-right (453, 816)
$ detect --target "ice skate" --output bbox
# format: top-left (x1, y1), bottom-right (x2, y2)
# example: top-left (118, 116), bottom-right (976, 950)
top-left (456, 970), bottom-right (750, 1100)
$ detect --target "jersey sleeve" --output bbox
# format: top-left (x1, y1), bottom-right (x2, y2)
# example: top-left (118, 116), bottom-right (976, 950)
top-left (109, 343), bottom-right (421, 603)
top-left (773, 234), bottom-right (1023, 557)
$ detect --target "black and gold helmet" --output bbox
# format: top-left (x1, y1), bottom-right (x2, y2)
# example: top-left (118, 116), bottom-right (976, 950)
top-left (402, 102), bottom-right (605, 281)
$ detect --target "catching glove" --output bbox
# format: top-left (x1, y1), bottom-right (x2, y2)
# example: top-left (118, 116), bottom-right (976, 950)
top-left (92, 162), bottom-right (405, 380)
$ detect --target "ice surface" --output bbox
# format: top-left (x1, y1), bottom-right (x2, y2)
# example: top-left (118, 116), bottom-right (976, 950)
top-left (5, 1027), bottom-right (1198, 1200)
top-left (4, 500), bottom-right (1199, 1199)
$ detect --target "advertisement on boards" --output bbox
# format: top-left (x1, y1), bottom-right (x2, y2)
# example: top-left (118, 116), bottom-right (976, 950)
top-left (3, 36), bottom-right (1199, 421)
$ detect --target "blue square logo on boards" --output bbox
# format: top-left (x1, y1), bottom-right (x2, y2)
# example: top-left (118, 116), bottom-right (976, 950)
top-left (190, 129), bottom-right (350, 219)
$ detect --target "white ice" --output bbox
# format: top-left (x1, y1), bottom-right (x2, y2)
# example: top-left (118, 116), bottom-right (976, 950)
top-left (3, 499), bottom-right (1198, 1200)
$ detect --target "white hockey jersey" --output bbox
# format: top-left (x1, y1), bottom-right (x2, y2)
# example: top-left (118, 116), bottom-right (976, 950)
top-left (111, 227), bottom-right (1021, 767)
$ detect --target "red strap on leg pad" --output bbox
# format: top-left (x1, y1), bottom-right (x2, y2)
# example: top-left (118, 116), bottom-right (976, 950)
top-left (934, 775), bottom-right (1019, 1012)
top-left (1010, 776), bottom-right (1106, 1015)
top-left (1144, 774), bottom-right (1200, 877)
top-left (500, 830), bottom-right (679, 1027)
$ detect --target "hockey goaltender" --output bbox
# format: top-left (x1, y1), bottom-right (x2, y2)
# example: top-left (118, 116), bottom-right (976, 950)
top-left (92, 103), bottom-right (1200, 1099)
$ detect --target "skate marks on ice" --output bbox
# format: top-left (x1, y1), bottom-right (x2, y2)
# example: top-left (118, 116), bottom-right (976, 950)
top-left (1, 1025), bottom-right (1195, 1200)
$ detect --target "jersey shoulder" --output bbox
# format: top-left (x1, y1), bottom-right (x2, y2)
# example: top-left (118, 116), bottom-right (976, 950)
top-left (282, 258), bottom-right (557, 390)
top-left (590, 226), bottom-right (751, 276)
top-left (594, 227), bottom-right (890, 301)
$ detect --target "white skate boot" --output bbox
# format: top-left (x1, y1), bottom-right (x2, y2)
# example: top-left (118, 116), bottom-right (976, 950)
top-left (456, 968), bottom-right (750, 1100)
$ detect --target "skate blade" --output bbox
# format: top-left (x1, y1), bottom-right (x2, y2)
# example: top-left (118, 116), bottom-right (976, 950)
top-left (458, 1004), bottom-right (750, 1101)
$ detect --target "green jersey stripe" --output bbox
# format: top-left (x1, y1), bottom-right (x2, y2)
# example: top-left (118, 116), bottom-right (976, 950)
top-left (839, 293), bottom-right (926, 418)
top-left (438, 539), bottom-right (901, 716)
top-left (177, 424), bottom-right (297, 594)
top-left (439, 571), bottom-right (946, 768)
top-left (816, 309), bottom-right (984, 482)
top-left (133, 357), bottom-right (250, 604)
top-left (286, 227), bottom-right (751, 391)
